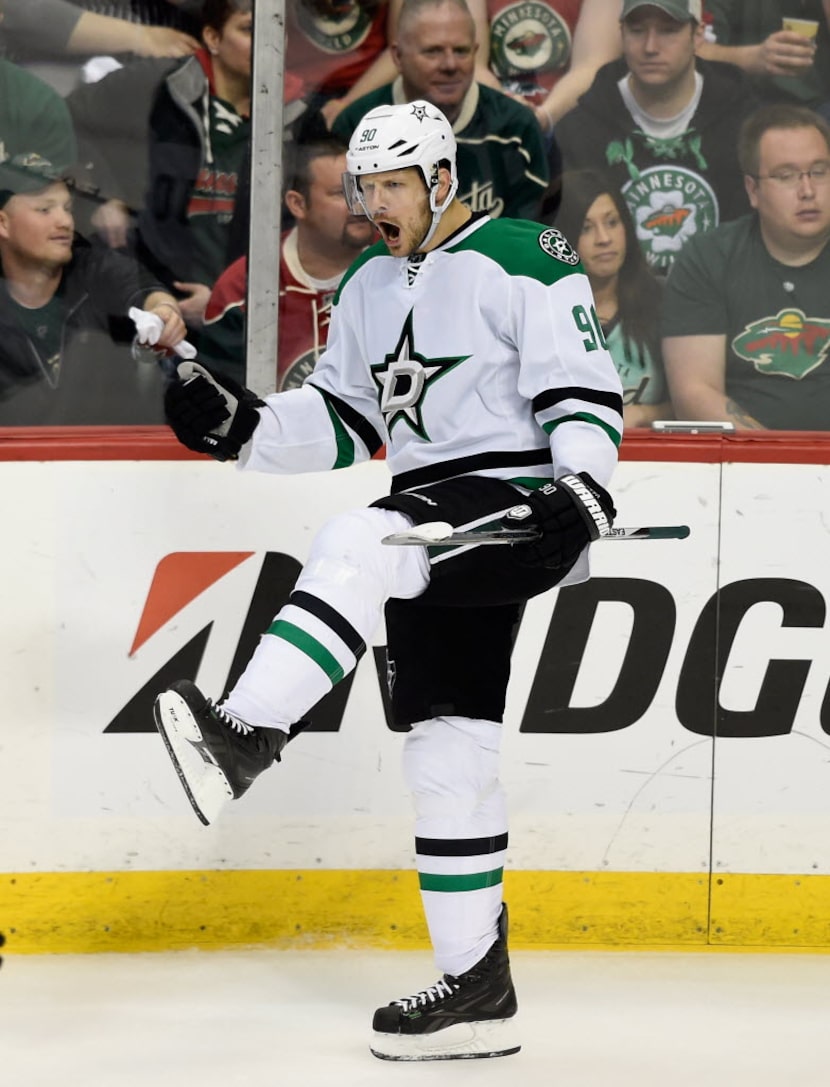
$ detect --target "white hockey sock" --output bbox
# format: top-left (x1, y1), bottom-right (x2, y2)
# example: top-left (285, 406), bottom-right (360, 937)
top-left (222, 507), bottom-right (428, 730)
top-left (403, 716), bottom-right (507, 977)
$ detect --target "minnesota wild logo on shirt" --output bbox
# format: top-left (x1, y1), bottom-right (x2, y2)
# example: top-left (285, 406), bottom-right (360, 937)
top-left (295, 0), bottom-right (374, 51)
top-left (733, 309), bottom-right (830, 379)
top-left (282, 349), bottom-right (319, 391)
top-left (371, 310), bottom-right (469, 439)
top-left (607, 130), bottom-right (718, 274)
top-left (490, 1), bottom-right (571, 78)
top-left (619, 165), bottom-right (718, 274)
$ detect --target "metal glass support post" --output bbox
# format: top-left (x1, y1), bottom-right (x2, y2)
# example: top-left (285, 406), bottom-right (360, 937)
top-left (246, 0), bottom-right (286, 395)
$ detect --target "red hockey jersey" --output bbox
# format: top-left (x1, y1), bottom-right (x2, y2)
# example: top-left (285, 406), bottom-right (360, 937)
top-left (201, 228), bottom-right (340, 389)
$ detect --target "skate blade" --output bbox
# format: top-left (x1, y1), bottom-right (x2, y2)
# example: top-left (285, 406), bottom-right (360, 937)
top-left (153, 690), bottom-right (233, 826)
top-left (370, 1018), bottom-right (520, 1061)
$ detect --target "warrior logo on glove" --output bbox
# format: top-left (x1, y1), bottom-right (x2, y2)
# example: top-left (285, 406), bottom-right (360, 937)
top-left (503, 472), bottom-right (616, 569)
top-left (555, 475), bottom-right (614, 537)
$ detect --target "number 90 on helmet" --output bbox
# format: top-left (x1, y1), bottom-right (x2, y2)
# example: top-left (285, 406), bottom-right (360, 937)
top-left (343, 100), bottom-right (458, 221)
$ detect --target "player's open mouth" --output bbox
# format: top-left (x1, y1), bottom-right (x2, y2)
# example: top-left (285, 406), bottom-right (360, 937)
top-left (378, 221), bottom-right (401, 245)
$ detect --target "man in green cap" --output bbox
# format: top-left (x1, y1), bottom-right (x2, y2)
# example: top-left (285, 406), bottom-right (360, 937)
top-left (555, 0), bottom-right (759, 276)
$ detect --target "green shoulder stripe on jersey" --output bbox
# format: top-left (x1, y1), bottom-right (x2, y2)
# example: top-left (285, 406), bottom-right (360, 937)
top-left (544, 412), bottom-right (622, 448)
top-left (332, 238), bottom-right (389, 305)
top-left (447, 218), bottom-right (584, 286)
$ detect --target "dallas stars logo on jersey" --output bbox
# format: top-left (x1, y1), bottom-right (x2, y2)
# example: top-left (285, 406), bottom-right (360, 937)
top-left (733, 309), bottom-right (830, 379)
top-left (371, 310), bottom-right (469, 439)
top-left (538, 227), bottom-right (580, 265)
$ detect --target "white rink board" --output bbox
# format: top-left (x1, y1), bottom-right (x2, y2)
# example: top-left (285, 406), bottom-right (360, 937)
top-left (2, 456), bottom-right (829, 876)
top-left (713, 463), bottom-right (830, 874)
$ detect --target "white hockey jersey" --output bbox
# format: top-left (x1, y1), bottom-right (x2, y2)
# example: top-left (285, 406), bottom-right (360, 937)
top-left (242, 215), bottom-right (624, 491)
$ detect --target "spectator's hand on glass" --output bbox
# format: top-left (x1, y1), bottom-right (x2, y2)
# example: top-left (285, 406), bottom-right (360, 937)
top-left (133, 25), bottom-right (200, 58)
top-left (91, 199), bottom-right (131, 249)
top-left (754, 30), bottom-right (816, 77)
top-left (174, 281), bottom-right (212, 328)
top-left (145, 299), bottom-right (188, 350)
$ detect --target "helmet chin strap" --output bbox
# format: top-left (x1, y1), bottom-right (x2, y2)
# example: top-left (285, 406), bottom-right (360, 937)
top-left (416, 176), bottom-right (459, 252)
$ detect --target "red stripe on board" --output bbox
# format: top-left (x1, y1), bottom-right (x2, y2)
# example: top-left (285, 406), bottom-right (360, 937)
top-left (2, 427), bottom-right (830, 464)
top-left (0, 427), bottom-right (205, 461)
top-left (621, 431), bottom-right (830, 464)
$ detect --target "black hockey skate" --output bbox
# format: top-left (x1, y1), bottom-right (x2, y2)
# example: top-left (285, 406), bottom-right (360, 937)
top-left (153, 679), bottom-right (288, 826)
top-left (370, 903), bottom-right (520, 1061)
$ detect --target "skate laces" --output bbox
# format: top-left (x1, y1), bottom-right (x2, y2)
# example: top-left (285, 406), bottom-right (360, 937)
top-left (393, 976), bottom-right (460, 1011)
top-left (213, 702), bottom-right (254, 735)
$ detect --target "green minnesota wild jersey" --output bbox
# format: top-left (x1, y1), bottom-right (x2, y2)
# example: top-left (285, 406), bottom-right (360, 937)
top-left (242, 215), bottom-right (623, 491)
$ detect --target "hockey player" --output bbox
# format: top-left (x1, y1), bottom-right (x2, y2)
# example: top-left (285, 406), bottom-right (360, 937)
top-left (154, 99), bottom-right (624, 1061)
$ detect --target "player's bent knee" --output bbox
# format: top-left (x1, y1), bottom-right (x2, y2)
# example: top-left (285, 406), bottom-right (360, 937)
top-left (304, 508), bottom-right (425, 601)
top-left (402, 716), bottom-right (502, 819)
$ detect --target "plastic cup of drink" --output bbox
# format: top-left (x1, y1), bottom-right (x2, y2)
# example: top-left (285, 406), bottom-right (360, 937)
top-left (782, 17), bottom-right (819, 39)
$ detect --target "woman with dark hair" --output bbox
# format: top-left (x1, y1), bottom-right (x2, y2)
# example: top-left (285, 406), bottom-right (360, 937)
top-left (131, 0), bottom-right (253, 330)
top-left (551, 168), bottom-right (671, 427)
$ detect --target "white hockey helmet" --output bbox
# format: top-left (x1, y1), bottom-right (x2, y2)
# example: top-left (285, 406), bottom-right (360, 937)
top-left (343, 100), bottom-right (458, 246)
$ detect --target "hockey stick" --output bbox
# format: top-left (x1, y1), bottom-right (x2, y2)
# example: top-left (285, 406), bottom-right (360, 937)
top-left (382, 521), bottom-right (690, 546)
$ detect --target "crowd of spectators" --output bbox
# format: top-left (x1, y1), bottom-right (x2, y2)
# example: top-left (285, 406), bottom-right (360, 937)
top-left (0, 0), bottom-right (829, 429)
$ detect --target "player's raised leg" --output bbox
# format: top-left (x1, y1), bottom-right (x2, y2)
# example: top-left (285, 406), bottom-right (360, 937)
top-left (153, 507), bottom-right (429, 823)
top-left (153, 680), bottom-right (295, 825)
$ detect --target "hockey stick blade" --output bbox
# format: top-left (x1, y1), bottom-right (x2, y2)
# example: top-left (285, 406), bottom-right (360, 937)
top-left (382, 521), bottom-right (690, 546)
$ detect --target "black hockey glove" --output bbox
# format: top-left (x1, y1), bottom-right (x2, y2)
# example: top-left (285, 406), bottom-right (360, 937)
top-left (502, 473), bottom-right (616, 569)
top-left (164, 360), bottom-right (265, 461)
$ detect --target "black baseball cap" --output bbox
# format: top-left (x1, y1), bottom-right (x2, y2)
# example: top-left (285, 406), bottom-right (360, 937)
top-left (0, 154), bottom-right (68, 209)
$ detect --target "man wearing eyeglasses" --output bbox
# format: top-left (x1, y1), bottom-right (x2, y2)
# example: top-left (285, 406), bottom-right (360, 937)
top-left (661, 103), bottom-right (830, 430)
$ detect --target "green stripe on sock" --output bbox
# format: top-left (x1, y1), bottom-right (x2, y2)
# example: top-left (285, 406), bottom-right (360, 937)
top-left (266, 620), bottom-right (344, 684)
top-left (418, 869), bottom-right (504, 893)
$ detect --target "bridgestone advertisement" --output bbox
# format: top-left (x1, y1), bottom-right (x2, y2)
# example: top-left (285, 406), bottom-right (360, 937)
top-left (3, 450), bottom-right (830, 949)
